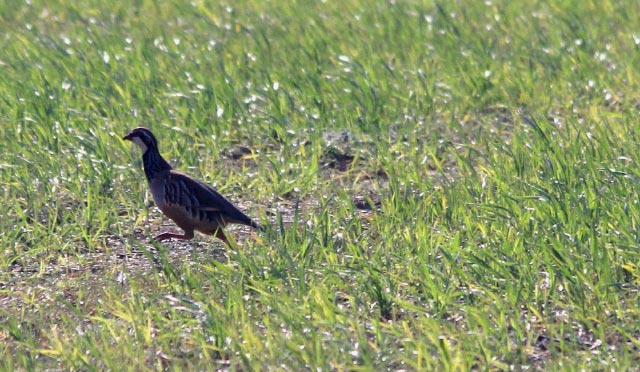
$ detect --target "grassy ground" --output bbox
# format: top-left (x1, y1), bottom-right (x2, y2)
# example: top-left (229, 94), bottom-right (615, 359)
top-left (1, 0), bottom-right (639, 370)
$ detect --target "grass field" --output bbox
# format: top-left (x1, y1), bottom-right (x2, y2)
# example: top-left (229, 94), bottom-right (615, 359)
top-left (1, 0), bottom-right (640, 370)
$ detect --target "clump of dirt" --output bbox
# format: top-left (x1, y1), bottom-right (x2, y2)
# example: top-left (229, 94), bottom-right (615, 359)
top-left (353, 192), bottom-right (381, 211)
top-left (320, 130), bottom-right (367, 172)
top-left (322, 146), bottom-right (355, 171)
top-left (223, 145), bottom-right (253, 160)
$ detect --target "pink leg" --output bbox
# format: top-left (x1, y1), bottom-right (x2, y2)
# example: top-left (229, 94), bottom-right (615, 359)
top-left (215, 229), bottom-right (231, 246)
top-left (154, 230), bottom-right (194, 242)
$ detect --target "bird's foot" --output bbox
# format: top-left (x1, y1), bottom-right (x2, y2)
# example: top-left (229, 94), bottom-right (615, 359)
top-left (153, 232), bottom-right (193, 242)
top-left (215, 229), bottom-right (232, 246)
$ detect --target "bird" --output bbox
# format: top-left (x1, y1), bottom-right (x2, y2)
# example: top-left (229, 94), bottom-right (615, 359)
top-left (123, 127), bottom-right (263, 245)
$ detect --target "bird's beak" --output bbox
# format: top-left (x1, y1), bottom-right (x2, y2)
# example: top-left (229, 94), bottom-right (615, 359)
top-left (123, 133), bottom-right (133, 141)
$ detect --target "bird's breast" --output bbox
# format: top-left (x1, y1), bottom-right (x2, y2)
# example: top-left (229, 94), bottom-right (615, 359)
top-left (149, 178), bottom-right (168, 210)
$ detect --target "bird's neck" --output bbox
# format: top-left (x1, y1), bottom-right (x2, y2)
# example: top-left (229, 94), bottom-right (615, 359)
top-left (142, 147), bottom-right (172, 182)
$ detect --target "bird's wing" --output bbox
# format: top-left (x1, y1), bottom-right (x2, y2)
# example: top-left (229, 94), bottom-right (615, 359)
top-left (167, 170), bottom-right (255, 225)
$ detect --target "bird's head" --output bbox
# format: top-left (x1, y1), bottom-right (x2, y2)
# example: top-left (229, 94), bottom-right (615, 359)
top-left (123, 127), bottom-right (158, 154)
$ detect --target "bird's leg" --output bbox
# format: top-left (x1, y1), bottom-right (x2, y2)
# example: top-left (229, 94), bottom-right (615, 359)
top-left (208, 228), bottom-right (238, 247)
top-left (215, 229), bottom-right (233, 246)
top-left (154, 229), bottom-right (195, 242)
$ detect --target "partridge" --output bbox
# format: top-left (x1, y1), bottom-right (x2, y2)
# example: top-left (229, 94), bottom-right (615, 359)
top-left (123, 127), bottom-right (263, 245)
